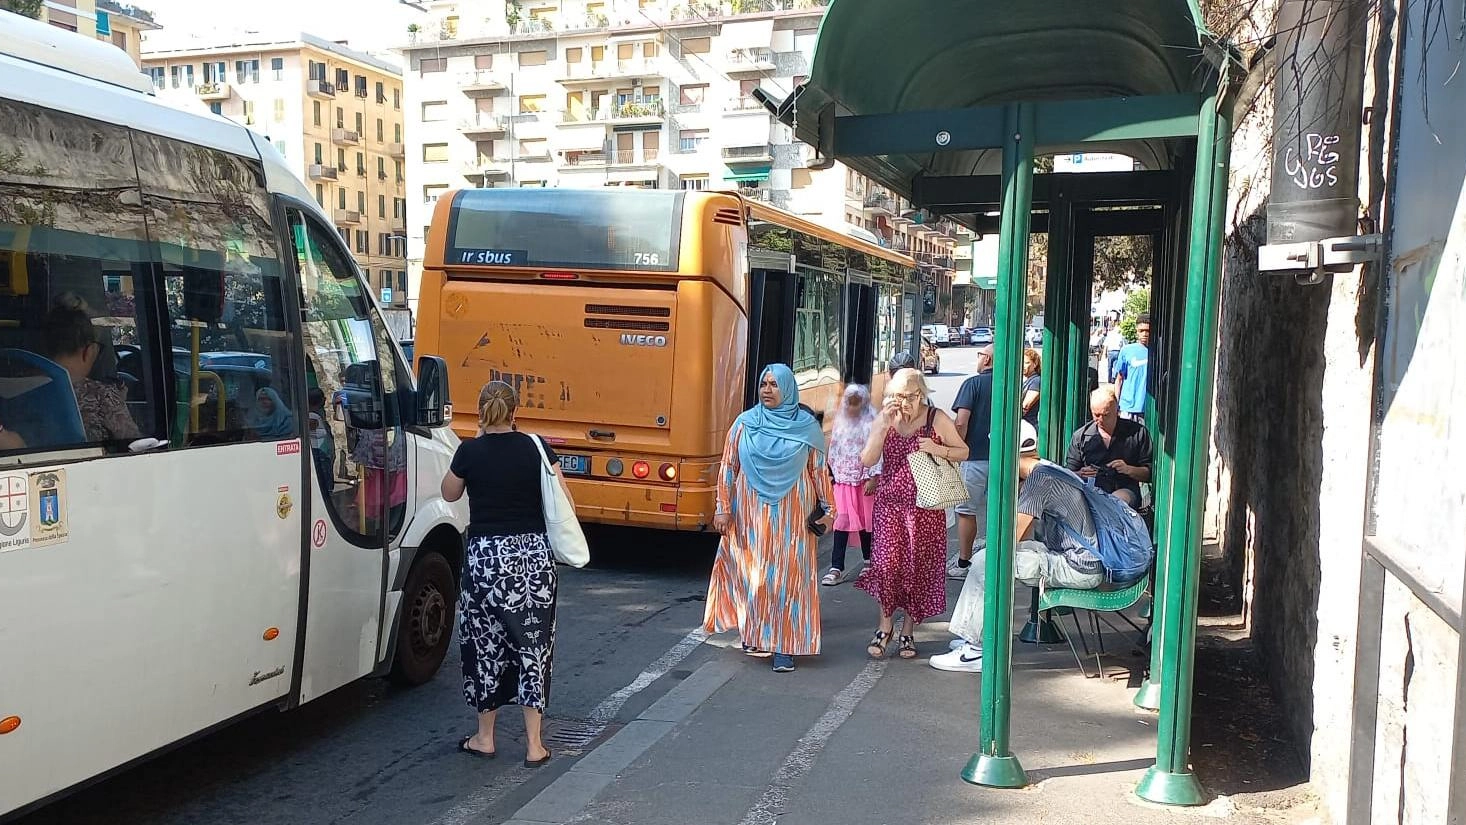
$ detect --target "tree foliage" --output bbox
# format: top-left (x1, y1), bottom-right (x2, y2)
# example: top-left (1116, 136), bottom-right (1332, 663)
top-left (1119, 288), bottom-right (1150, 342)
top-left (1, 0), bottom-right (45, 18)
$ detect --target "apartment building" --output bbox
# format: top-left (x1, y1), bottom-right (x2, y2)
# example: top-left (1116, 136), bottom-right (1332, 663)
top-left (142, 33), bottom-right (410, 306)
top-left (32, 0), bottom-right (159, 66)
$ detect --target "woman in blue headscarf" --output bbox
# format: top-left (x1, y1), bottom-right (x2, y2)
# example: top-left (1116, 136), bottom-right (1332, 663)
top-left (247, 387), bottom-right (296, 440)
top-left (703, 364), bottom-right (834, 673)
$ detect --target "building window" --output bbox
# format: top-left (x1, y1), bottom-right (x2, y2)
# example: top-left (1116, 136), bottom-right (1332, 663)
top-left (377, 157), bottom-right (386, 179)
top-left (678, 129), bottom-right (708, 152)
top-left (235, 59), bottom-right (259, 84)
top-left (378, 194), bottom-right (387, 218)
top-left (337, 148), bottom-right (346, 169)
top-left (520, 138), bottom-right (547, 157)
top-left (338, 189), bottom-right (347, 209)
top-left (357, 191), bottom-right (366, 213)
top-left (394, 160), bottom-right (403, 181)
top-left (475, 54), bottom-right (494, 70)
top-left (519, 50), bottom-right (547, 67)
top-left (356, 152), bottom-right (366, 175)
top-left (518, 94), bottom-right (546, 114)
top-left (681, 175), bottom-right (709, 190)
top-left (419, 58), bottom-right (446, 75)
top-left (209, 102), bottom-right (222, 115)
top-left (355, 111), bottom-right (364, 134)
top-left (146, 66), bottom-right (165, 89)
top-left (355, 75), bottom-right (367, 97)
top-left (315, 183), bottom-right (325, 205)
top-left (272, 57), bottom-right (285, 80)
top-left (679, 84), bottom-right (707, 106)
top-left (336, 68), bottom-right (350, 88)
top-left (375, 81), bottom-right (385, 102)
top-left (273, 98), bottom-right (286, 122)
top-left (170, 66), bottom-right (181, 88)
top-left (565, 47), bottom-right (582, 63)
top-left (424, 185), bottom-right (447, 204)
top-left (336, 107), bottom-right (345, 128)
top-left (393, 88), bottom-right (401, 109)
top-left (394, 123), bottom-right (402, 143)
top-left (421, 101), bottom-right (448, 122)
top-left (308, 60), bottom-right (325, 80)
top-left (242, 100), bottom-right (255, 124)
top-left (376, 119), bottom-right (385, 142)
top-left (312, 100), bottom-right (322, 126)
top-left (423, 143), bottom-right (449, 163)
top-left (184, 65), bottom-right (195, 87)
top-left (314, 143), bottom-right (323, 164)
top-left (681, 37), bottom-right (711, 55)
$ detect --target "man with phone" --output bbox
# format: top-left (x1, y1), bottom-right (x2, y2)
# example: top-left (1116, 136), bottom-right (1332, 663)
top-left (1065, 386), bottom-right (1152, 509)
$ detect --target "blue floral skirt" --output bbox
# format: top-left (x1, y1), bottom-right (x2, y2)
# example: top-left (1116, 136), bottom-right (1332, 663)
top-left (458, 529), bottom-right (558, 712)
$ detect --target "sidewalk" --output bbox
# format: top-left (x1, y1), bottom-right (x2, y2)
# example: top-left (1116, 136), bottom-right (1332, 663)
top-left (502, 551), bottom-right (1318, 825)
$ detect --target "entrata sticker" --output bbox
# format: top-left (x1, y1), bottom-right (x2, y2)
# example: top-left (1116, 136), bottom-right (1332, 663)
top-left (276, 441), bottom-right (302, 456)
top-left (312, 519), bottom-right (328, 549)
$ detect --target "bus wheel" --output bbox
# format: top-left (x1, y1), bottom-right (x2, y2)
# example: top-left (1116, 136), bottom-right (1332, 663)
top-left (390, 551), bottom-right (456, 686)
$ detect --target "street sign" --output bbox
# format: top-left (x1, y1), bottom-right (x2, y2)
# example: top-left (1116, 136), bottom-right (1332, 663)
top-left (380, 287), bottom-right (392, 304)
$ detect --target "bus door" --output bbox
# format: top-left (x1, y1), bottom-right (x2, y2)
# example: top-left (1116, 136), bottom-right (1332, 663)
top-left (744, 249), bottom-right (796, 409)
top-left (284, 206), bottom-right (407, 704)
top-left (844, 271), bottom-right (876, 386)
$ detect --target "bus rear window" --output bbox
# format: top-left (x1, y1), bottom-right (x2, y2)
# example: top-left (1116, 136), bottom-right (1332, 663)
top-left (446, 189), bottom-right (683, 271)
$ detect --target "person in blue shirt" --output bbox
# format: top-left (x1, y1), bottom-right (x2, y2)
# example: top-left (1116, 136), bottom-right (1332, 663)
top-left (1113, 313), bottom-right (1151, 422)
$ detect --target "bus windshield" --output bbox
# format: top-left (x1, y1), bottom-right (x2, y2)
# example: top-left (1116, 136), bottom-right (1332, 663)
top-left (446, 188), bottom-right (684, 271)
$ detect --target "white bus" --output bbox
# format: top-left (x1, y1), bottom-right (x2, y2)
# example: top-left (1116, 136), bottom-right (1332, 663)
top-left (0, 13), bottom-right (469, 818)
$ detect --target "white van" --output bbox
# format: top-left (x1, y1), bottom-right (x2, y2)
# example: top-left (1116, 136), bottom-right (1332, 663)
top-left (0, 12), bottom-right (468, 818)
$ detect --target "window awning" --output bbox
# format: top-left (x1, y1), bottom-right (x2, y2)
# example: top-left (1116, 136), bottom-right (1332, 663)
top-left (723, 165), bottom-right (770, 182)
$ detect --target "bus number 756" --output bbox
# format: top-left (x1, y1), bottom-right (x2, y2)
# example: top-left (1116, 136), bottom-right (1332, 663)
top-left (632, 252), bottom-right (662, 266)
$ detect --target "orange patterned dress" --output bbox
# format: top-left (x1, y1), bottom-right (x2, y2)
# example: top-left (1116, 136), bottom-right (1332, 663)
top-left (703, 424), bottom-right (834, 656)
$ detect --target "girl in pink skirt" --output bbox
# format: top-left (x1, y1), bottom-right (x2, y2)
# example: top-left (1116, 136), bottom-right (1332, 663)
top-left (821, 384), bottom-right (880, 586)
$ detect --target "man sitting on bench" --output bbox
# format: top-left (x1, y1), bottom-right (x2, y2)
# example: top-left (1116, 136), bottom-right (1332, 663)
top-left (930, 420), bottom-right (1105, 673)
top-left (1065, 386), bottom-right (1152, 509)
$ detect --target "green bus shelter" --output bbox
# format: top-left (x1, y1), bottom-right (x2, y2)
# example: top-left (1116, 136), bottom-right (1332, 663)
top-left (770, 0), bottom-right (1242, 805)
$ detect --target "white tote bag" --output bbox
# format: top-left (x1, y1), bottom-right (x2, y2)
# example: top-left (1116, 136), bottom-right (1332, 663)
top-left (530, 435), bottom-right (590, 568)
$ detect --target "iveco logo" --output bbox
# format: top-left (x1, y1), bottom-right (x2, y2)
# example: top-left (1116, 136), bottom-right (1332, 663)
top-left (620, 334), bottom-right (669, 347)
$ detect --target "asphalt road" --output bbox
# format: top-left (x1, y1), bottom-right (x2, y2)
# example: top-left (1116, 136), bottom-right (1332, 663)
top-left (15, 352), bottom-right (991, 825)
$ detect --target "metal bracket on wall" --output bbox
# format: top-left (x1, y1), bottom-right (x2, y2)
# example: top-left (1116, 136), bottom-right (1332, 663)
top-left (1257, 233), bottom-right (1384, 285)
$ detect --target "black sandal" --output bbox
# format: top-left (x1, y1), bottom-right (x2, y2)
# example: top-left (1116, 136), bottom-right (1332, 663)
top-left (897, 635), bottom-right (918, 659)
top-left (458, 736), bottom-right (496, 759)
top-left (867, 629), bottom-right (891, 659)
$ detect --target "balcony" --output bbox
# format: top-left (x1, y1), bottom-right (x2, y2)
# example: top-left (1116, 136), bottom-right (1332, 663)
top-left (459, 113), bottom-right (507, 138)
top-left (306, 78), bottom-right (335, 99)
top-left (561, 151), bottom-right (608, 168)
top-left (610, 100), bottom-right (665, 123)
top-left (725, 47), bottom-right (776, 75)
top-left (722, 143), bottom-right (773, 163)
top-left (558, 58), bottom-right (667, 85)
top-left (462, 158), bottom-right (511, 180)
top-left (670, 101), bottom-right (703, 116)
top-left (195, 82), bottom-right (231, 101)
top-left (511, 17), bottom-right (556, 35)
top-left (331, 128), bottom-right (360, 146)
top-left (459, 70), bottom-right (506, 96)
top-left (334, 209), bottom-right (361, 225)
top-left (724, 96), bottom-right (766, 113)
top-left (387, 142), bottom-right (406, 159)
top-left (307, 163), bottom-right (338, 181)
top-left (391, 216), bottom-right (406, 233)
top-left (863, 190), bottom-right (894, 215)
top-left (612, 148), bottom-right (662, 166)
top-left (518, 147), bottom-right (553, 162)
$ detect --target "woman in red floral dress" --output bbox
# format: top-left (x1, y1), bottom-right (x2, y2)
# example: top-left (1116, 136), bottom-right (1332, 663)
top-left (855, 368), bottom-right (967, 660)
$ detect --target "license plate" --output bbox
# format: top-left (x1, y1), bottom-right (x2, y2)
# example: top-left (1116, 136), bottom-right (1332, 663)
top-left (558, 454), bottom-right (589, 475)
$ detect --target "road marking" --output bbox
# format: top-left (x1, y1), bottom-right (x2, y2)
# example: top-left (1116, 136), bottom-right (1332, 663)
top-left (736, 660), bottom-right (888, 825)
top-left (430, 627), bottom-right (709, 825)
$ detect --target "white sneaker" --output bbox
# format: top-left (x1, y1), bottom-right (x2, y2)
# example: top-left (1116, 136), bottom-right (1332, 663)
top-left (945, 556), bottom-right (971, 579)
top-left (930, 644), bottom-right (983, 673)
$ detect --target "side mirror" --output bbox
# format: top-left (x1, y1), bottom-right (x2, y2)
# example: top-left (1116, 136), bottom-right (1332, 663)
top-left (342, 361), bottom-right (384, 430)
top-left (414, 355), bottom-right (451, 428)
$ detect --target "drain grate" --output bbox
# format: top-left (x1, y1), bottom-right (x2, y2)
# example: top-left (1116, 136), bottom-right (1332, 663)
top-left (543, 717), bottom-right (613, 754)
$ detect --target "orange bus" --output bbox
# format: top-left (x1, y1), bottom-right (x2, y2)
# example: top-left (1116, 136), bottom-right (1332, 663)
top-left (417, 188), bottom-right (920, 532)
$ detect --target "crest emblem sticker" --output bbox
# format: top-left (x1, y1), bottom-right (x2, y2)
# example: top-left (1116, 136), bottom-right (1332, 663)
top-left (28, 470), bottom-right (68, 547)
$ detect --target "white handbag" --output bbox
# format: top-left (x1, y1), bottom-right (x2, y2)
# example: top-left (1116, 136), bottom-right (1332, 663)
top-left (530, 435), bottom-right (590, 568)
top-left (906, 450), bottom-right (969, 511)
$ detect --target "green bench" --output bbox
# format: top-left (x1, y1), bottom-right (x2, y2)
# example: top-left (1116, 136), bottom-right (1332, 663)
top-left (1038, 572), bottom-right (1150, 679)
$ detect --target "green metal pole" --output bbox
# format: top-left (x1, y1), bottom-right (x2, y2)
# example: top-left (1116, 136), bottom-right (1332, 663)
top-left (964, 102), bottom-right (1034, 790)
top-left (1135, 93), bottom-right (1225, 807)
top-left (1065, 220), bottom-right (1094, 440)
top-left (1022, 185), bottom-right (1071, 646)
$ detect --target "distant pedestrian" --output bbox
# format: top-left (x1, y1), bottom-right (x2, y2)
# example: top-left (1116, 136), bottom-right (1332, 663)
top-left (1021, 347), bottom-right (1042, 427)
top-left (856, 368), bottom-right (967, 661)
top-left (1104, 325), bottom-right (1124, 382)
top-left (822, 384), bottom-right (879, 586)
top-left (1114, 313), bottom-right (1151, 422)
top-left (947, 344), bottom-right (994, 580)
top-left (440, 380), bottom-right (567, 766)
top-left (705, 364), bottom-right (833, 673)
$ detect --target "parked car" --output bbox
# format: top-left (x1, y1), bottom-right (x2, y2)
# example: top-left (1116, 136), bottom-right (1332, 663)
top-left (921, 323), bottom-right (953, 347)
top-left (1025, 326), bottom-right (1044, 347)
top-left (970, 326), bottom-right (994, 345)
top-left (920, 335), bottom-right (941, 374)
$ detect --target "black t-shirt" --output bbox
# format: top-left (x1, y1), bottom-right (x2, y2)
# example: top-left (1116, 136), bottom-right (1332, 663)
top-left (450, 431), bottom-right (558, 534)
top-left (1022, 373), bottom-right (1043, 426)
top-left (1064, 418), bottom-right (1152, 497)
top-left (952, 370), bottom-right (993, 461)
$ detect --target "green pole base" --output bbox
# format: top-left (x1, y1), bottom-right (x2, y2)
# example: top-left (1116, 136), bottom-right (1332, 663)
top-left (1135, 766), bottom-right (1206, 806)
top-left (1133, 679), bottom-right (1162, 711)
top-left (961, 753), bottom-right (1029, 788)
top-left (1018, 615), bottom-right (1066, 644)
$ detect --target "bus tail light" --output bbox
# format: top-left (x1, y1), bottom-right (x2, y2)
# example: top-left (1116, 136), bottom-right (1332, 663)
top-left (540, 271), bottom-right (579, 280)
top-left (263, 627), bottom-right (280, 641)
top-left (660, 503), bottom-right (677, 513)
top-left (658, 463), bottom-right (677, 481)
top-left (632, 461), bottom-right (650, 479)
top-left (606, 458), bottom-right (625, 477)
top-left (0, 716), bottom-right (19, 735)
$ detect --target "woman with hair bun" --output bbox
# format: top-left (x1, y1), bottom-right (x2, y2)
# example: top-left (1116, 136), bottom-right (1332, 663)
top-left (440, 380), bottom-right (573, 767)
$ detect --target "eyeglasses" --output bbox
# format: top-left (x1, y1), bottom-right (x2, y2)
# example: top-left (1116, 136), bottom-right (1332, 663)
top-left (891, 391), bottom-right (922, 402)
